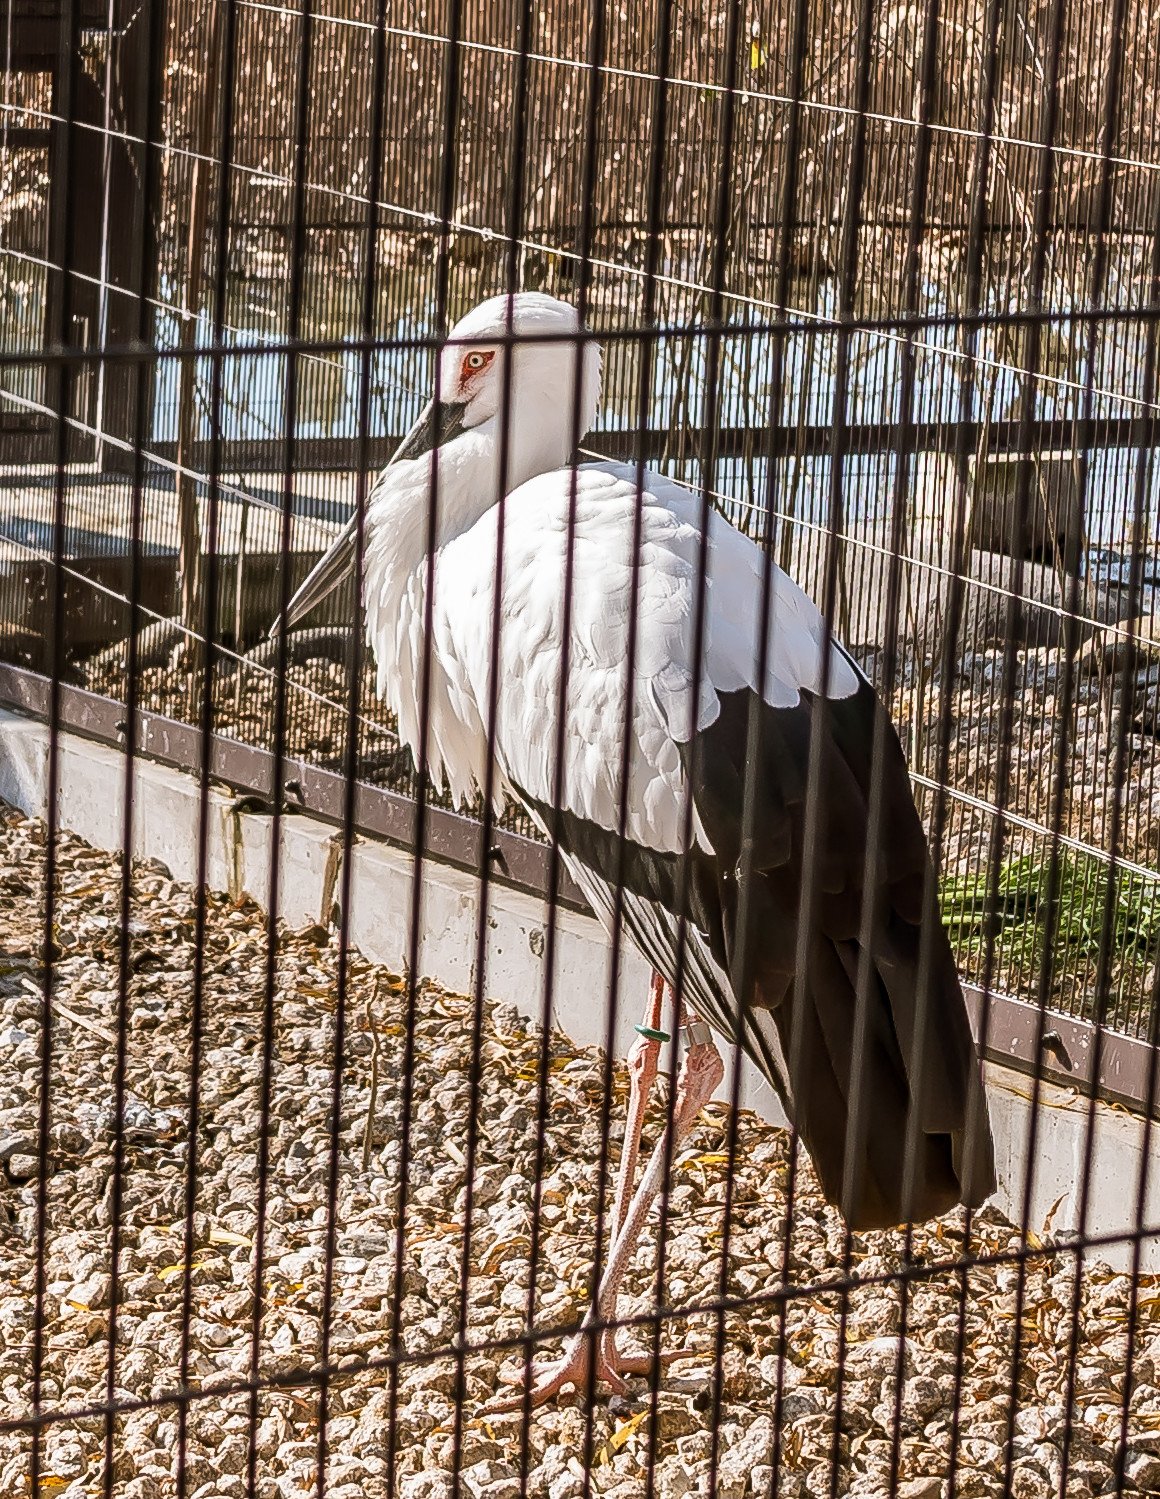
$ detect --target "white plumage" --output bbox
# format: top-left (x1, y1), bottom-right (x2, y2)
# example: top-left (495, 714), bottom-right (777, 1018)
top-left (281, 291), bottom-right (994, 1406)
top-left (430, 462), bottom-right (859, 844)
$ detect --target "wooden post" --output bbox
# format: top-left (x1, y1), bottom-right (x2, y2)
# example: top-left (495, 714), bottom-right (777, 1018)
top-left (174, 2), bottom-right (225, 648)
top-left (233, 491), bottom-right (249, 719)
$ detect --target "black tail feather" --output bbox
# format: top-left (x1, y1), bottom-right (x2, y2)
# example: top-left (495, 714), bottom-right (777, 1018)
top-left (691, 683), bottom-right (997, 1231)
top-left (753, 929), bottom-right (995, 1230)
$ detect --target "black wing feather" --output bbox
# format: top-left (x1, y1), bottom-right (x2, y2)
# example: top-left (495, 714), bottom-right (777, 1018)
top-left (512, 673), bottom-right (995, 1230)
top-left (685, 680), bottom-right (995, 1228)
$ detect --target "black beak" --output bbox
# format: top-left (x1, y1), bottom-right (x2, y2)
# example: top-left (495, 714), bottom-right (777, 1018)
top-left (392, 397), bottom-right (469, 462)
top-left (272, 397), bottom-right (468, 637)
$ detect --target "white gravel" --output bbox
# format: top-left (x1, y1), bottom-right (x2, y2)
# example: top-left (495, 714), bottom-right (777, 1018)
top-left (1, 800), bottom-right (1158, 1498)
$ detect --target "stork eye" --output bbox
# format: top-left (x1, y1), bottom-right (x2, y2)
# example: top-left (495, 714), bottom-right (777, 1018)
top-left (462, 350), bottom-right (493, 378)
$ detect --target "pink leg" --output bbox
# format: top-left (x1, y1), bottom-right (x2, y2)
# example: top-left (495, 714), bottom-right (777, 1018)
top-left (598, 971), bottom-right (667, 1380)
top-left (610, 971), bottom-right (666, 1247)
top-left (489, 999), bottom-right (724, 1411)
top-left (591, 1020), bottom-right (724, 1335)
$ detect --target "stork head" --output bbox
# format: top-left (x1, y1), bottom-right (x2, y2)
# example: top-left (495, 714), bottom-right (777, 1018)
top-left (433, 292), bottom-right (602, 471)
top-left (277, 291), bottom-right (601, 634)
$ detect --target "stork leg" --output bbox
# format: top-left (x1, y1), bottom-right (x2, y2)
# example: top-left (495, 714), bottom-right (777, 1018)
top-left (489, 983), bottom-right (724, 1410)
top-left (595, 970), bottom-right (668, 1381)
top-left (610, 971), bottom-right (666, 1252)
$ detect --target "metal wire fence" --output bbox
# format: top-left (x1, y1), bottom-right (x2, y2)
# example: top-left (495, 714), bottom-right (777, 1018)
top-left (2, 0), bottom-right (1160, 1496)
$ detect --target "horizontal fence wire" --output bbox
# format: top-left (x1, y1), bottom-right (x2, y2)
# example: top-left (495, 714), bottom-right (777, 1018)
top-left (3, 1), bottom-right (1160, 1498)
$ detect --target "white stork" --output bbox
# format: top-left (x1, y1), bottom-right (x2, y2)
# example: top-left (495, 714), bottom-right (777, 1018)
top-left (280, 292), bottom-right (995, 1406)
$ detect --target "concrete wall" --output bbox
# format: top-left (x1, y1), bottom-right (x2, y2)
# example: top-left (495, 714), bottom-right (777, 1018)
top-left (2, 705), bottom-right (1158, 1270)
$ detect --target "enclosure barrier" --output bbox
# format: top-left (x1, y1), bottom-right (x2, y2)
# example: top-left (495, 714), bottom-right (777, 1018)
top-left (6, 0), bottom-right (1160, 1497)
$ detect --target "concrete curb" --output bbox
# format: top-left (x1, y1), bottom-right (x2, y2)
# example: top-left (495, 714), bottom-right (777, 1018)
top-left (2, 706), bottom-right (1158, 1269)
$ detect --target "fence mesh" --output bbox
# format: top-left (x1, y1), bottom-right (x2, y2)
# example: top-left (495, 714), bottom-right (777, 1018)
top-left (2, 0), bottom-right (1160, 1496)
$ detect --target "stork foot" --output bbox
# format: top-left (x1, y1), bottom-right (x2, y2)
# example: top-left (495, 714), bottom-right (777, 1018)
top-left (486, 1328), bottom-right (679, 1411)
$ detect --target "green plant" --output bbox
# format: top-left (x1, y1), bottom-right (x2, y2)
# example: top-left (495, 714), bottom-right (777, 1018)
top-left (939, 847), bottom-right (1160, 1023)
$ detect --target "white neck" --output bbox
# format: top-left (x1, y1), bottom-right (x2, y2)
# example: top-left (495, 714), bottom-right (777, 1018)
top-left (361, 416), bottom-right (564, 762)
top-left (358, 326), bottom-right (600, 797)
top-left (363, 404), bottom-right (575, 582)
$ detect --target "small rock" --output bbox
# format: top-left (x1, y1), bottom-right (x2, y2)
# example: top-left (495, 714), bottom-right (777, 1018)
top-left (67, 1272), bottom-right (112, 1311)
top-left (121, 1481), bottom-right (163, 1499)
top-left (897, 1480), bottom-right (943, 1499)
top-left (460, 1460), bottom-right (519, 1499)
top-left (0, 1131), bottom-right (37, 1162)
top-left (538, 1446), bottom-right (569, 1484)
top-left (400, 1475), bottom-right (452, 1499)
top-left (1009, 1466), bottom-right (1042, 1499)
top-left (192, 1482), bottom-right (244, 1499)
top-left (717, 1415), bottom-right (773, 1490)
top-left (902, 1374), bottom-right (949, 1423)
top-left (49, 1121), bottom-right (89, 1153)
top-left (677, 1432), bottom-right (713, 1466)
top-left (652, 1390), bottom-right (701, 1440)
top-left (1126, 1448), bottom-right (1160, 1491)
top-left (653, 1456), bottom-right (695, 1499)
top-left (780, 1387), bottom-right (827, 1422)
top-left (846, 1335), bottom-right (917, 1381)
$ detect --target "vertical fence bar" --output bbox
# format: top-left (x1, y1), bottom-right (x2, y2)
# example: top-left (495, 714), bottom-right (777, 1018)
top-left (384, 3), bottom-right (464, 1492)
top-left (8, 7), bottom-right (1160, 1499)
top-left (28, 0), bottom-right (80, 1493)
top-left (102, 0), bottom-right (169, 1495)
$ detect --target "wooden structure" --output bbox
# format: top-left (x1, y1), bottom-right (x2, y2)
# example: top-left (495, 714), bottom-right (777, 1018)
top-left (0, 470), bottom-right (343, 665)
top-left (0, 0), bottom-right (150, 465)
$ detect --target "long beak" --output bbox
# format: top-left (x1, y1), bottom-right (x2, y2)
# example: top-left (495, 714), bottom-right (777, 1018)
top-left (272, 397), bottom-right (468, 637)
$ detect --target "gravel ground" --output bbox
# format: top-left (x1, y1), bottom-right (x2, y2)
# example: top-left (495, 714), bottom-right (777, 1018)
top-left (2, 802), bottom-right (1160, 1499)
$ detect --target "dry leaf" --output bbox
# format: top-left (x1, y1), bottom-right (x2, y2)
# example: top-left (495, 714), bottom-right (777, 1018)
top-left (595, 1408), bottom-right (648, 1466)
top-left (209, 1225), bottom-right (252, 1248)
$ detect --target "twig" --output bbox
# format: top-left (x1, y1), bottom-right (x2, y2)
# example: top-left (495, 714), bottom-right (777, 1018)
top-left (362, 981), bottom-right (384, 1173)
top-left (51, 999), bottom-right (118, 1048)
